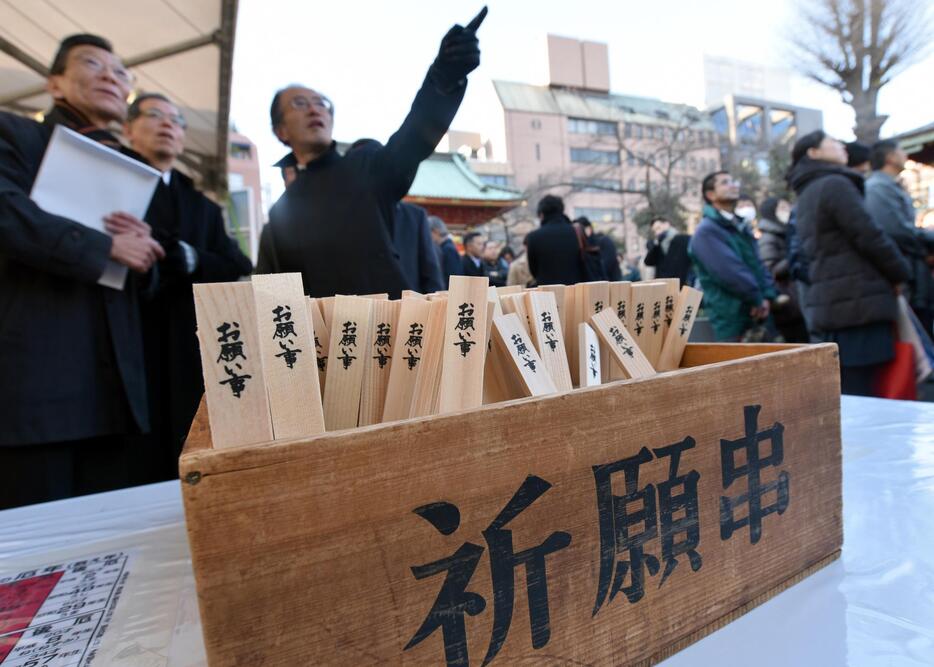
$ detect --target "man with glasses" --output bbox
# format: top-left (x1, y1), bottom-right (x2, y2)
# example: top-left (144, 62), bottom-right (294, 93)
top-left (256, 7), bottom-right (488, 298)
top-left (121, 92), bottom-right (252, 483)
top-left (688, 171), bottom-right (777, 341)
top-left (0, 34), bottom-right (166, 508)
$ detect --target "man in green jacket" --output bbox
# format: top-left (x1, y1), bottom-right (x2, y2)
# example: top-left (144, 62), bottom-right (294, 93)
top-left (689, 171), bottom-right (777, 341)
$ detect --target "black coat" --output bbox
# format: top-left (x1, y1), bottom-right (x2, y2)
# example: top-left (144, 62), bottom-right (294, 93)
top-left (594, 233), bottom-right (622, 281)
top-left (644, 231), bottom-right (692, 285)
top-left (789, 158), bottom-right (910, 332)
top-left (0, 109), bottom-right (149, 445)
top-left (255, 72), bottom-right (465, 298)
top-left (526, 214), bottom-right (586, 286)
top-left (436, 237), bottom-right (462, 286)
top-left (138, 170), bottom-right (252, 477)
top-left (393, 202), bottom-right (444, 293)
top-left (462, 254), bottom-right (487, 277)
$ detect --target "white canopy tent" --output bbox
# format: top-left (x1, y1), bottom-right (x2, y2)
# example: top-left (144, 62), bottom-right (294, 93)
top-left (0, 0), bottom-right (237, 192)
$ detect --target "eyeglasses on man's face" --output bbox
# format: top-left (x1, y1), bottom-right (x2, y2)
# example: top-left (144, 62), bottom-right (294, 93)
top-left (287, 95), bottom-right (333, 114)
top-left (139, 107), bottom-right (187, 129)
top-left (72, 53), bottom-right (134, 87)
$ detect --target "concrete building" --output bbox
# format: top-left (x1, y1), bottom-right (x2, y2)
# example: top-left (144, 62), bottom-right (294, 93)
top-left (708, 95), bottom-right (822, 188)
top-left (227, 131), bottom-right (265, 261)
top-left (703, 56), bottom-right (793, 108)
top-left (493, 35), bottom-right (720, 257)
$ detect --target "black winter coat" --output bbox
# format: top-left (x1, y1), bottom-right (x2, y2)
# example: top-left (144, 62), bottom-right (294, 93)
top-left (0, 108), bottom-right (150, 446)
top-left (255, 72), bottom-right (465, 298)
top-left (526, 215), bottom-right (586, 286)
top-left (138, 170), bottom-right (252, 473)
top-left (644, 231), bottom-right (692, 285)
top-left (789, 158), bottom-right (910, 332)
top-left (393, 202), bottom-right (444, 294)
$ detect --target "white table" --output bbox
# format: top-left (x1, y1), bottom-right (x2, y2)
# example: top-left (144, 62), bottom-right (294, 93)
top-left (2, 396), bottom-right (933, 666)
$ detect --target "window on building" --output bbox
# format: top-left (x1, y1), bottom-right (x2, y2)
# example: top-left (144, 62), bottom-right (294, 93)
top-left (575, 207), bottom-right (624, 222)
top-left (711, 108), bottom-right (729, 137)
top-left (689, 156), bottom-right (697, 170)
top-left (572, 177), bottom-right (622, 192)
top-left (230, 142), bottom-right (252, 160)
top-left (770, 109), bottom-right (796, 143)
top-left (626, 178), bottom-right (636, 190)
top-left (570, 148), bottom-right (621, 165)
top-left (624, 122), bottom-right (632, 138)
top-left (737, 104), bottom-right (764, 144)
top-left (568, 117), bottom-right (618, 135)
top-left (479, 174), bottom-right (514, 187)
top-left (531, 118), bottom-right (542, 130)
top-left (535, 143), bottom-right (541, 161)
top-left (634, 124), bottom-right (643, 139)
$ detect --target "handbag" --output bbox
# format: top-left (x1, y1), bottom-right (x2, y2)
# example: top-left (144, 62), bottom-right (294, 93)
top-left (893, 295), bottom-right (933, 384)
top-left (572, 223), bottom-right (608, 281)
top-left (874, 341), bottom-right (917, 400)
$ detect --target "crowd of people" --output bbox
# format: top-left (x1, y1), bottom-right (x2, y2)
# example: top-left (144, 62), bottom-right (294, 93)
top-left (1, 12), bottom-right (931, 511)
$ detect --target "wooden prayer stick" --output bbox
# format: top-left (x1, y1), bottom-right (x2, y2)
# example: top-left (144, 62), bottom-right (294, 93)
top-left (409, 297), bottom-right (448, 418)
top-left (578, 322), bottom-right (603, 387)
top-left (382, 298), bottom-right (433, 422)
top-left (657, 286), bottom-right (703, 371)
top-left (438, 276), bottom-right (489, 414)
top-left (358, 299), bottom-right (400, 426)
top-left (491, 313), bottom-right (558, 397)
top-left (526, 290), bottom-right (573, 392)
top-left (590, 308), bottom-right (656, 379)
top-left (322, 296), bottom-right (373, 431)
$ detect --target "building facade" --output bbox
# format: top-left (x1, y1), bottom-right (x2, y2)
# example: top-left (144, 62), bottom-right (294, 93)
top-left (494, 36), bottom-right (720, 259)
top-left (226, 131), bottom-right (265, 261)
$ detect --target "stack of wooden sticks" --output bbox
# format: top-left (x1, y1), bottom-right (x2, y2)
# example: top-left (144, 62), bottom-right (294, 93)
top-left (192, 275), bottom-right (702, 448)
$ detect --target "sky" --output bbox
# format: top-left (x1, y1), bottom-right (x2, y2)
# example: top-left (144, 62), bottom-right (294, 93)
top-left (229, 0), bottom-right (933, 207)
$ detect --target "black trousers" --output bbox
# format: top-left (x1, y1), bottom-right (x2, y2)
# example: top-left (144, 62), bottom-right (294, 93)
top-left (0, 436), bottom-right (131, 510)
top-left (840, 363), bottom-right (885, 398)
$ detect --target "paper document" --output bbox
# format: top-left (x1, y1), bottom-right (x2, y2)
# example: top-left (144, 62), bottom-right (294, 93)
top-left (30, 125), bottom-right (161, 290)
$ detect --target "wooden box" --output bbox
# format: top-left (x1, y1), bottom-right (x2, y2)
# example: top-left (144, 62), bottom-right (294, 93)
top-left (180, 343), bottom-right (842, 666)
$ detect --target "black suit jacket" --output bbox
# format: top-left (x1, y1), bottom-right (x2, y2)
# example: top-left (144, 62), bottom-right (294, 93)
top-left (462, 254), bottom-right (486, 277)
top-left (0, 110), bottom-right (149, 445)
top-left (255, 70), bottom-right (466, 298)
top-left (526, 215), bottom-right (586, 286)
top-left (393, 202), bottom-right (444, 293)
top-left (139, 171), bottom-right (253, 465)
top-left (645, 232), bottom-right (693, 285)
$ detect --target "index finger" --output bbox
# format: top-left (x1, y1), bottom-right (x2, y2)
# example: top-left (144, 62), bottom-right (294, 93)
top-left (465, 5), bottom-right (487, 31)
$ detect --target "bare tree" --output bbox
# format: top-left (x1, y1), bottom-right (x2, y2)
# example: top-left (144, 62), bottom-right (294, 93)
top-left (788, 0), bottom-right (930, 143)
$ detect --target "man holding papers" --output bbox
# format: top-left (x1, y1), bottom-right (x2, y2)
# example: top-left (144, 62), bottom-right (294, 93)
top-left (121, 92), bottom-right (253, 483)
top-left (0, 34), bottom-right (163, 509)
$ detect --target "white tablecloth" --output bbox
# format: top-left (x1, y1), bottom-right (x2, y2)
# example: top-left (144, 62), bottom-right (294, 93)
top-left (2, 396), bottom-right (932, 666)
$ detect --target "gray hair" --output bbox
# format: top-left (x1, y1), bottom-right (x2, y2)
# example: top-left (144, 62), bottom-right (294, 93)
top-left (428, 216), bottom-right (448, 235)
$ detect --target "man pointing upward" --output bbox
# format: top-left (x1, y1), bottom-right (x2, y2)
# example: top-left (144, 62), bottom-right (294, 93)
top-left (256, 7), bottom-right (489, 298)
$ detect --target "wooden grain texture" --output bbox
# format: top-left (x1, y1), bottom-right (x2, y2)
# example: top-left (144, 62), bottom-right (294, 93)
top-left (657, 278), bottom-right (680, 340)
top-left (361, 293), bottom-right (390, 300)
top-left (192, 282), bottom-right (273, 449)
top-left (538, 284), bottom-right (566, 332)
top-left (483, 290), bottom-right (520, 405)
top-left (180, 343), bottom-right (842, 666)
top-left (591, 307), bottom-right (656, 379)
top-left (578, 322), bottom-right (603, 386)
top-left (251, 274), bottom-right (325, 440)
top-left (359, 300), bottom-right (401, 426)
top-left (382, 299), bottom-right (434, 422)
top-left (409, 298), bottom-right (448, 418)
top-left (608, 281), bottom-right (633, 381)
top-left (438, 276), bottom-right (489, 414)
top-left (563, 284), bottom-right (581, 387)
top-left (579, 281), bottom-right (611, 379)
top-left (322, 296), bottom-right (373, 431)
top-left (491, 313), bottom-right (558, 397)
top-left (657, 286), bottom-right (704, 372)
top-left (495, 285), bottom-right (523, 296)
top-left (320, 296), bottom-right (336, 333)
top-left (525, 290), bottom-right (573, 392)
top-left (499, 292), bottom-right (531, 334)
top-left (306, 298), bottom-right (330, 394)
top-left (401, 290), bottom-right (426, 300)
top-left (630, 281), bottom-right (668, 365)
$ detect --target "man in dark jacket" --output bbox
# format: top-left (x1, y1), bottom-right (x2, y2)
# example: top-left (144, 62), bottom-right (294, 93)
top-left (394, 202), bottom-right (445, 293)
top-left (689, 171), bottom-right (777, 341)
top-left (644, 217), bottom-right (692, 286)
top-left (789, 130), bottom-right (911, 396)
top-left (526, 195), bottom-right (585, 286)
top-left (0, 34), bottom-right (166, 508)
top-left (255, 8), bottom-right (487, 298)
top-left (577, 217), bottom-right (622, 281)
top-left (429, 216), bottom-right (462, 286)
top-left (461, 231), bottom-right (487, 277)
top-left (122, 93), bottom-right (253, 483)
top-left (866, 139), bottom-right (934, 335)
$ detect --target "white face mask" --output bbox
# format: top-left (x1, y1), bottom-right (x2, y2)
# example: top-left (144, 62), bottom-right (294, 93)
top-left (776, 209), bottom-right (790, 224)
top-left (735, 206), bottom-right (756, 221)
